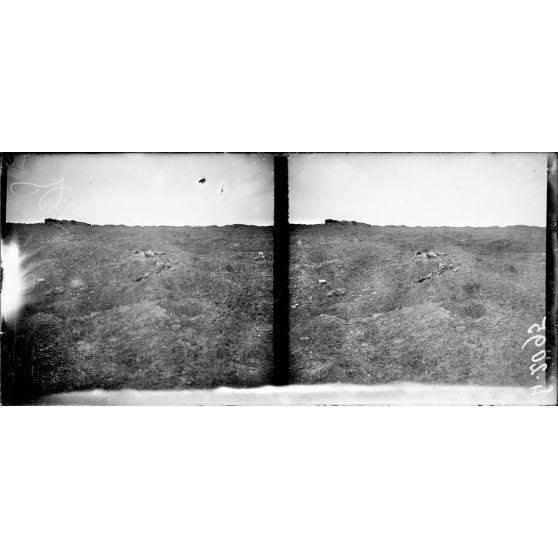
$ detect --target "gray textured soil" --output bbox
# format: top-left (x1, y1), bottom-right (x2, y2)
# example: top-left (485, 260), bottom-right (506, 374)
top-left (290, 223), bottom-right (546, 387)
top-left (2, 222), bottom-right (273, 403)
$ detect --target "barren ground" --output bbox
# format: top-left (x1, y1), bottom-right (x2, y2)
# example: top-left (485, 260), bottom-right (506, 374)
top-left (1, 221), bottom-right (547, 403)
top-left (2, 222), bottom-right (273, 403)
top-left (290, 223), bottom-right (546, 387)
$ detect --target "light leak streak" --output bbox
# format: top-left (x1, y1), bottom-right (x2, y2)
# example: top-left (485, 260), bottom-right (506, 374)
top-left (1, 241), bottom-right (27, 322)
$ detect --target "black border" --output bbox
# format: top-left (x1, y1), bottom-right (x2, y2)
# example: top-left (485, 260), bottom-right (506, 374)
top-left (0, 152), bottom-right (555, 403)
top-left (272, 155), bottom-right (290, 385)
top-left (546, 153), bottom-right (557, 402)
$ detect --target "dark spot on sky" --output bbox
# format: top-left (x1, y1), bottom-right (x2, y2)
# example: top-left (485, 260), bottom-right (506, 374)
top-left (199, 178), bottom-right (206, 184)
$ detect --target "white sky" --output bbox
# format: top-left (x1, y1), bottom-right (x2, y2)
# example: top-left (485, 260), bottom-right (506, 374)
top-left (7, 153), bottom-right (274, 226)
top-left (290, 153), bottom-right (547, 226)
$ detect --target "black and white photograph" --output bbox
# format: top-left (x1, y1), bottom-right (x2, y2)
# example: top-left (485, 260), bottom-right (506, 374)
top-left (2, 3), bottom-right (558, 558)
top-left (1, 153), bottom-right (275, 403)
top-left (289, 153), bottom-right (555, 404)
top-left (1, 152), bottom-right (555, 404)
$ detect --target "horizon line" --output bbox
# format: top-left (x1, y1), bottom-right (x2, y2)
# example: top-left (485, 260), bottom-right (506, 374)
top-left (5, 220), bottom-right (546, 229)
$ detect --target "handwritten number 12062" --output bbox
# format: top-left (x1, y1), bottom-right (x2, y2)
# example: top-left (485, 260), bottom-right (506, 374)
top-left (522, 317), bottom-right (546, 378)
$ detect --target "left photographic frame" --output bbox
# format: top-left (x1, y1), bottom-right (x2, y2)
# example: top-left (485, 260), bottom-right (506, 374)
top-left (0, 153), bottom-right (275, 404)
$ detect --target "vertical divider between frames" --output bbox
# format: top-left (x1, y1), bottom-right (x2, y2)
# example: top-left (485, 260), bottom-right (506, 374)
top-left (273, 154), bottom-right (290, 385)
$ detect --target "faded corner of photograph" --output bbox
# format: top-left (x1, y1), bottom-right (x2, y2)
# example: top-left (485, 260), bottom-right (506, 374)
top-left (289, 153), bottom-right (554, 405)
top-left (1, 153), bottom-right (274, 405)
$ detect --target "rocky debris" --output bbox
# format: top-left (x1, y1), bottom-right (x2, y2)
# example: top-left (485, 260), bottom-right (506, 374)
top-left (455, 325), bottom-right (467, 333)
top-left (170, 324), bottom-right (182, 331)
top-left (132, 249), bottom-right (166, 259)
top-left (134, 262), bottom-right (173, 282)
top-left (437, 262), bottom-right (457, 274)
top-left (292, 303), bottom-right (300, 309)
top-left (417, 262), bottom-right (459, 283)
top-left (300, 336), bottom-right (310, 341)
top-left (45, 218), bottom-right (90, 226)
top-left (418, 272), bottom-right (433, 283)
top-left (324, 219), bottom-right (370, 226)
top-left (414, 250), bottom-right (448, 261)
top-left (318, 279), bottom-right (327, 284)
top-left (416, 258), bottom-right (458, 283)
top-left (154, 262), bottom-right (173, 274)
top-left (326, 288), bottom-right (347, 297)
top-left (372, 312), bottom-right (383, 319)
top-left (252, 251), bottom-right (266, 261)
top-left (131, 249), bottom-right (174, 282)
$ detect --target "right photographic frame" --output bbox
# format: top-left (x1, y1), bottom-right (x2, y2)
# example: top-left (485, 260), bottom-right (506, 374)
top-left (288, 152), bottom-right (556, 405)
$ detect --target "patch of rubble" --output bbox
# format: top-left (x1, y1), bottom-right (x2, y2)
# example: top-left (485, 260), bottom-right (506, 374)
top-left (252, 251), bottom-right (266, 261)
top-left (414, 250), bottom-right (459, 283)
top-left (418, 272), bottom-right (433, 283)
top-left (133, 255), bottom-right (175, 282)
top-left (154, 262), bottom-right (173, 273)
top-left (324, 219), bottom-right (370, 226)
top-left (45, 218), bottom-right (91, 226)
top-left (437, 262), bottom-right (458, 274)
top-left (132, 249), bottom-right (166, 260)
top-left (417, 261), bottom-right (459, 283)
top-left (413, 250), bottom-right (448, 262)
